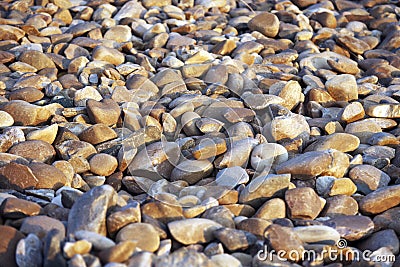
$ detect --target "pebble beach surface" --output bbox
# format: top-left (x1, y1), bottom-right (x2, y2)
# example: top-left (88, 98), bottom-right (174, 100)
top-left (1, 0), bottom-right (400, 266)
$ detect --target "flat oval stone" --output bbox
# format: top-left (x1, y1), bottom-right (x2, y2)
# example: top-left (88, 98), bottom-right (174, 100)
top-left (215, 137), bottom-right (259, 169)
top-left (215, 166), bottom-right (249, 188)
top-left (168, 218), bottom-right (222, 245)
top-left (116, 223), bottom-right (160, 252)
top-left (89, 153), bottom-right (118, 176)
top-left (254, 198), bottom-right (286, 220)
top-left (8, 88), bottom-right (44, 103)
top-left (56, 140), bottom-right (97, 160)
top-left (92, 46), bottom-right (125, 66)
top-left (8, 140), bottom-right (56, 163)
top-left (1, 100), bottom-right (52, 126)
top-left (0, 198), bottom-right (41, 219)
top-left (98, 240), bottom-right (137, 264)
top-left (345, 120), bottom-right (382, 144)
top-left (275, 149), bottom-right (349, 178)
top-left (239, 173), bottom-right (291, 206)
top-left (29, 162), bottom-right (69, 190)
top-left (293, 225), bottom-right (341, 245)
top-left (26, 124), bottom-right (58, 144)
top-left (323, 215), bottom-right (374, 241)
top-left (373, 207), bottom-right (400, 235)
top-left (304, 133), bottom-right (360, 153)
top-left (365, 104), bottom-right (400, 118)
top-left (251, 143), bottom-right (288, 176)
top-left (141, 199), bottom-right (184, 224)
top-left (170, 159), bottom-right (213, 185)
top-left (322, 195), bottom-right (358, 217)
top-left (357, 229), bottom-right (399, 255)
top-left (19, 50), bottom-right (56, 70)
top-left (236, 218), bottom-right (272, 239)
top-left (359, 184), bottom-right (400, 215)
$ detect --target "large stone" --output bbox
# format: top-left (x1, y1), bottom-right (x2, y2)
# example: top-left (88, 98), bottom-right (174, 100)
top-left (0, 162), bottom-right (38, 190)
top-left (168, 218), bottom-right (222, 245)
top-left (325, 74), bottom-right (358, 101)
top-left (304, 133), bottom-right (360, 153)
top-left (359, 184), bottom-right (400, 215)
top-left (19, 50), bottom-right (56, 70)
top-left (67, 185), bottom-right (117, 236)
top-left (248, 12), bottom-right (280, 38)
top-left (92, 46), bottom-right (125, 66)
top-left (213, 228), bottom-right (257, 251)
top-left (0, 197), bottom-right (41, 219)
top-left (349, 164), bottom-right (391, 194)
top-left (285, 187), bottom-right (325, 220)
top-left (86, 99), bottom-right (121, 126)
top-left (275, 149), bottom-right (349, 178)
top-left (116, 223), bottom-right (160, 252)
top-left (239, 174), bottom-right (291, 207)
top-left (1, 100), bottom-right (52, 126)
top-left (264, 224), bottom-right (304, 262)
top-left (29, 162), bottom-right (69, 190)
top-left (323, 215), bottom-right (374, 241)
top-left (20, 216), bottom-right (65, 239)
top-left (293, 225), bottom-right (341, 245)
top-left (0, 225), bottom-right (24, 267)
top-left (16, 233), bottom-right (43, 267)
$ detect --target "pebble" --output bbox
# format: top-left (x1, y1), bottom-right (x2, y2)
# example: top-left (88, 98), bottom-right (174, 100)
top-left (323, 215), bottom-right (374, 241)
top-left (0, 0), bottom-right (399, 264)
top-left (116, 223), bottom-right (160, 252)
top-left (359, 184), bottom-right (400, 215)
top-left (276, 149), bottom-right (349, 178)
top-left (325, 74), bottom-right (358, 102)
top-left (16, 233), bottom-right (43, 267)
top-left (285, 187), bottom-right (325, 220)
top-left (98, 240), bottom-right (137, 264)
top-left (213, 228), bottom-right (257, 251)
top-left (248, 12), bottom-right (280, 38)
top-left (26, 124), bottom-right (59, 144)
top-left (89, 153), bottom-right (118, 176)
top-left (264, 224), bottom-right (304, 262)
top-left (20, 215), bottom-right (65, 239)
top-left (86, 99), bottom-right (121, 126)
top-left (322, 195), bottom-right (359, 217)
top-left (239, 173), bottom-right (292, 206)
top-left (0, 111), bottom-right (14, 128)
top-left (293, 225), bottom-right (340, 245)
top-left (0, 225), bottom-right (24, 267)
top-left (0, 198), bottom-right (41, 219)
top-left (168, 218), bottom-right (222, 245)
top-left (358, 229), bottom-right (399, 255)
top-left (304, 133), bottom-right (360, 153)
top-left (67, 185), bottom-right (117, 236)
top-left (349, 164), bottom-right (391, 194)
